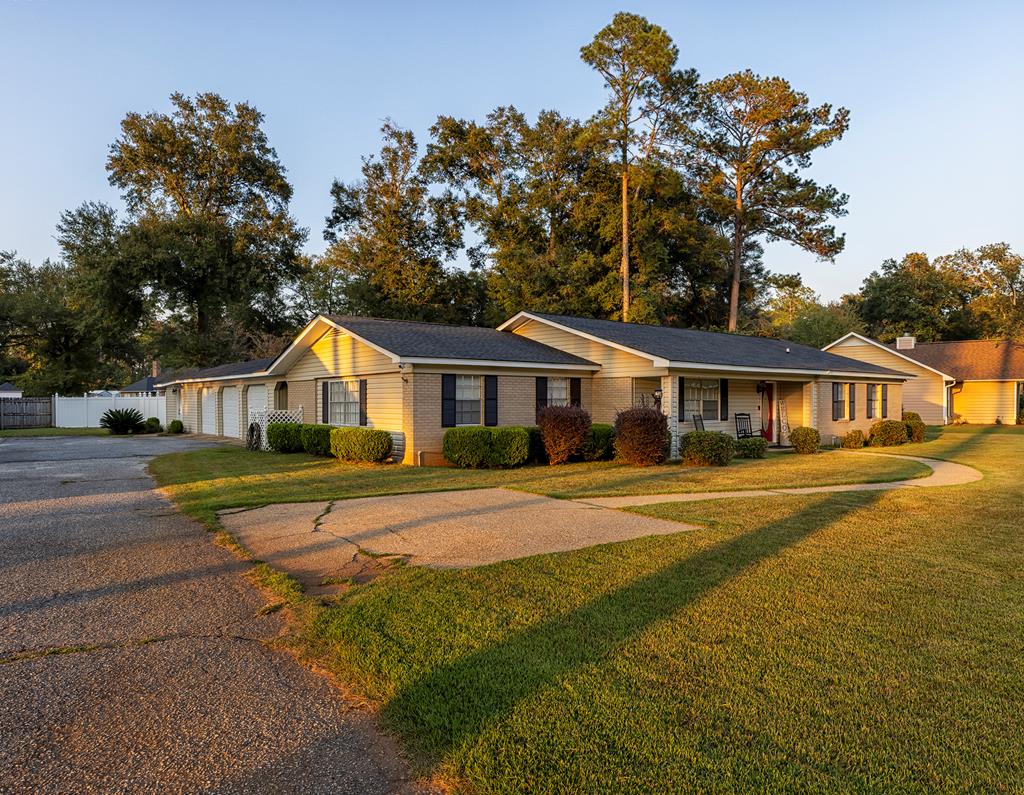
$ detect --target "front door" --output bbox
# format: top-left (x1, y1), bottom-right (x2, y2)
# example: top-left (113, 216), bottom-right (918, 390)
top-left (761, 382), bottom-right (775, 442)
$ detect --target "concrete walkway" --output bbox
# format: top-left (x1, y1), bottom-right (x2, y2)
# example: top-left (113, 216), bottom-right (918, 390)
top-left (575, 452), bottom-right (983, 508)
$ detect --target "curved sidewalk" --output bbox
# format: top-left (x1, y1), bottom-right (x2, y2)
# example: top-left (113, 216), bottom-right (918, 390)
top-left (574, 452), bottom-right (983, 509)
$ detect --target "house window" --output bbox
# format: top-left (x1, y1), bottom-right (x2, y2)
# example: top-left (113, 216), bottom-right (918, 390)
top-left (455, 375), bottom-right (481, 425)
top-left (832, 382), bottom-right (846, 421)
top-left (867, 384), bottom-right (877, 419)
top-left (328, 380), bottom-right (360, 426)
top-left (547, 377), bottom-right (569, 407)
top-left (684, 379), bottom-right (720, 421)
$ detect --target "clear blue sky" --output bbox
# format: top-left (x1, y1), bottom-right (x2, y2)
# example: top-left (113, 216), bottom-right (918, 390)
top-left (2, 0), bottom-right (1021, 301)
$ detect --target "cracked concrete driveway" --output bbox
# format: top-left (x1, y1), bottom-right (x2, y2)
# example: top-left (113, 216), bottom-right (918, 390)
top-left (0, 435), bottom-right (422, 794)
top-left (220, 488), bottom-right (698, 579)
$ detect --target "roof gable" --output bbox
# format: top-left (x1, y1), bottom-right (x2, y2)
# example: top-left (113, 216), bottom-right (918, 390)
top-left (887, 339), bottom-right (1024, 381)
top-left (824, 332), bottom-right (953, 380)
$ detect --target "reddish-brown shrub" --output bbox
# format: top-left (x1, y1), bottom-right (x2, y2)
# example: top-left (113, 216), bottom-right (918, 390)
top-left (537, 405), bottom-right (592, 465)
top-left (613, 406), bottom-right (668, 466)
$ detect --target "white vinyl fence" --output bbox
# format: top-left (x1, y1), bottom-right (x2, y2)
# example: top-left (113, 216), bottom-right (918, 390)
top-left (54, 395), bottom-right (166, 428)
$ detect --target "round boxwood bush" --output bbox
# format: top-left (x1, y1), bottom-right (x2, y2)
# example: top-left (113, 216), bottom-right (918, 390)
top-left (905, 419), bottom-right (926, 443)
top-left (613, 406), bottom-right (668, 466)
top-left (680, 430), bottom-right (735, 466)
top-left (144, 416), bottom-right (163, 434)
top-left (167, 419), bottom-right (184, 434)
top-left (735, 436), bottom-right (769, 459)
top-left (901, 411), bottom-right (922, 424)
top-left (488, 427), bottom-right (531, 468)
top-left (582, 423), bottom-right (615, 461)
top-left (869, 419), bottom-right (909, 447)
top-left (266, 422), bottom-right (304, 453)
top-left (443, 427), bottom-right (492, 468)
top-left (537, 405), bottom-right (592, 465)
top-left (330, 427), bottom-right (393, 462)
top-left (789, 426), bottom-right (820, 454)
top-left (841, 429), bottom-right (866, 449)
top-left (300, 423), bottom-right (333, 456)
top-left (100, 407), bottom-right (145, 435)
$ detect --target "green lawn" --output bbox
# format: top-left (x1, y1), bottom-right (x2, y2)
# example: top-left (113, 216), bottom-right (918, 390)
top-left (0, 426), bottom-right (110, 438)
top-left (150, 446), bottom-right (928, 530)
top-left (150, 428), bottom-right (1023, 791)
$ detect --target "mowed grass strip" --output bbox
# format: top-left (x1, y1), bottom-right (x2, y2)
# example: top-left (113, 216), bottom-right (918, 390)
top-left (0, 426), bottom-right (110, 437)
top-left (150, 445), bottom-right (928, 529)
top-left (303, 427), bottom-right (1023, 791)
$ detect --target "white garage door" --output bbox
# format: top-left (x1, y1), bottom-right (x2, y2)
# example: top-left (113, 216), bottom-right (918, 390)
top-left (201, 388), bottom-right (217, 435)
top-left (221, 387), bottom-right (240, 438)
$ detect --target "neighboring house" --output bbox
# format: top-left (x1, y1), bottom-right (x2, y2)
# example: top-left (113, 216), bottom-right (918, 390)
top-left (120, 375), bottom-right (172, 397)
top-left (157, 313), bottom-right (908, 464)
top-left (0, 382), bottom-right (23, 399)
top-left (825, 333), bottom-right (1024, 425)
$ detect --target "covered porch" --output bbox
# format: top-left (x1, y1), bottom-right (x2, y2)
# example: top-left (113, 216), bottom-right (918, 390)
top-left (631, 374), bottom-right (816, 457)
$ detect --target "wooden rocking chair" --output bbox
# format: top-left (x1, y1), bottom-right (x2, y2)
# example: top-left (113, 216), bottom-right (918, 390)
top-left (735, 413), bottom-right (754, 439)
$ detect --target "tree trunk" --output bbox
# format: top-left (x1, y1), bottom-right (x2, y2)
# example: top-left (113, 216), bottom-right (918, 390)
top-left (728, 177), bottom-right (743, 332)
top-left (621, 169), bottom-right (630, 322)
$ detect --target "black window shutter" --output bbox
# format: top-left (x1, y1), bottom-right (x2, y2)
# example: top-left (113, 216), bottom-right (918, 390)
top-left (719, 378), bottom-right (729, 421)
top-left (833, 383), bottom-right (841, 422)
top-left (570, 377), bottom-right (581, 407)
top-left (322, 382), bottom-right (329, 424)
top-left (441, 374), bottom-right (456, 428)
top-left (882, 385), bottom-right (888, 418)
top-left (535, 377), bottom-right (547, 421)
top-left (484, 375), bottom-right (498, 426)
top-left (678, 377), bottom-right (685, 417)
top-left (849, 383), bottom-right (856, 420)
top-left (359, 379), bottom-right (368, 426)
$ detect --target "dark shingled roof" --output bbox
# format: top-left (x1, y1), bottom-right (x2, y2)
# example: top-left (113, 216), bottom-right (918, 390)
top-left (120, 375), bottom-right (158, 393)
top-left (887, 339), bottom-right (1024, 381)
top-left (157, 358), bottom-right (275, 385)
top-left (0, 381), bottom-right (19, 392)
top-left (526, 313), bottom-right (907, 376)
top-left (326, 315), bottom-right (597, 366)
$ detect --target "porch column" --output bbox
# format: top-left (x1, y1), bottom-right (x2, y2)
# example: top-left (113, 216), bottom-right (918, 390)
top-left (803, 381), bottom-right (819, 429)
top-left (661, 374), bottom-right (680, 460)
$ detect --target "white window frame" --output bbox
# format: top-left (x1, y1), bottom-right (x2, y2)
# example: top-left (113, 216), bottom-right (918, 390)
top-left (328, 379), bottom-right (360, 426)
top-left (684, 379), bottom-right (720, 421)
top-left (455, 375), bottom-right (481, 426)
top-left (547, 377), bottom-right (570, 407)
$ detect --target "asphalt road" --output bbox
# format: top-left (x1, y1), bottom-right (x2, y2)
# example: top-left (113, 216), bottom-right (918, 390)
top-left (0, 435), bottom-right (420, 794)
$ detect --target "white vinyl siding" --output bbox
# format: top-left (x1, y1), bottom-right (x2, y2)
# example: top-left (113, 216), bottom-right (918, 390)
top-left (328, 380), bottom-right (361, 426)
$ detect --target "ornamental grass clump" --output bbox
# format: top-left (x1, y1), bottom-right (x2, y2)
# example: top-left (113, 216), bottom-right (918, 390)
top-left (789, 426), bottom-right (820, 454)
top-left (537, 405), bottom-right (592, 465)
top-left (99, 407), bottom-right (145, 435)
top-left (869, 419), bottom-right (909, 447)
top-left (680, 430), bottom-right (735, 466)
top-left (613, 406), bottom-right (667, 466)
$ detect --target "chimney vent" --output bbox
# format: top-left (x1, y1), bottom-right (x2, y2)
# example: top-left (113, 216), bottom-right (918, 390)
top-left (151, 359), bottom-right (160, 378)
top-left (896, 335), bottom-right (916, 350)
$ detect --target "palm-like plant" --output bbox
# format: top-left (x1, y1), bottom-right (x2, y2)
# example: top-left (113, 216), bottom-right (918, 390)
top-left (100, 407), bottom-right (146, 435)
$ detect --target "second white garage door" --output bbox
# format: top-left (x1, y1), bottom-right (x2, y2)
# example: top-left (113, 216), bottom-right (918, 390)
top-left (221, 386), bottom-right (240, 438)
top-left (201, 388), bottom-right (217, 435)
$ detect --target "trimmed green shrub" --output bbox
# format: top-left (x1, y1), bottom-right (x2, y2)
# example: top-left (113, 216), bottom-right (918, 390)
top-left (735, 436), bottom-right (769, 459)
top-left (613, 406), bottom-right (668, 467)
top-left (902, 411), bottom-right (922, 424)
top-left (144, 416), bottom-right (163, 434)
top-left (841, 429), bottom-right (866, 449)
top-left (869, 419), bottom-right (909, 447)
top-left (680, 431), bottom-right (735, 466)
top-left (300, 424), bottom-right (333, 456)
top-left (443, 427), bottom-right (491, 468)
top-left (905, 419), bottom-right (926, 443)
top-left (100, 407), bottom-right (145, 435)
top-left (488, 427), bottom-right (531, 468)
top-left (789, 426), bottom-right (820, 454)
top-left (267, 422), bottom-right (304, 453)
top-left (582, 423), bottom-right (615, 461)
top-left (537, 405), bottom-right (592, 465)
top-left (167, 419), bottom-right (184, 434)
top-left (330, 427), bottom-right (393, 462)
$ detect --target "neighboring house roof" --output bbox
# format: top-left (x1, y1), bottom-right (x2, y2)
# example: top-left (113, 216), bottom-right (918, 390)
top-left (0, 381), bottom-right (19, 392)
top-left (321, 315), bottom-right (597, 367)
top-left (885, 339), bottom-right (1024, 382)
top-left (156, 358), bottom-right (275, 387)
top-left (823, 332), bottom-right (957, 381)
top-left (502, 312), bottom-right (907, 378)
top-left (120, 376), bottom-right (158, 393)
